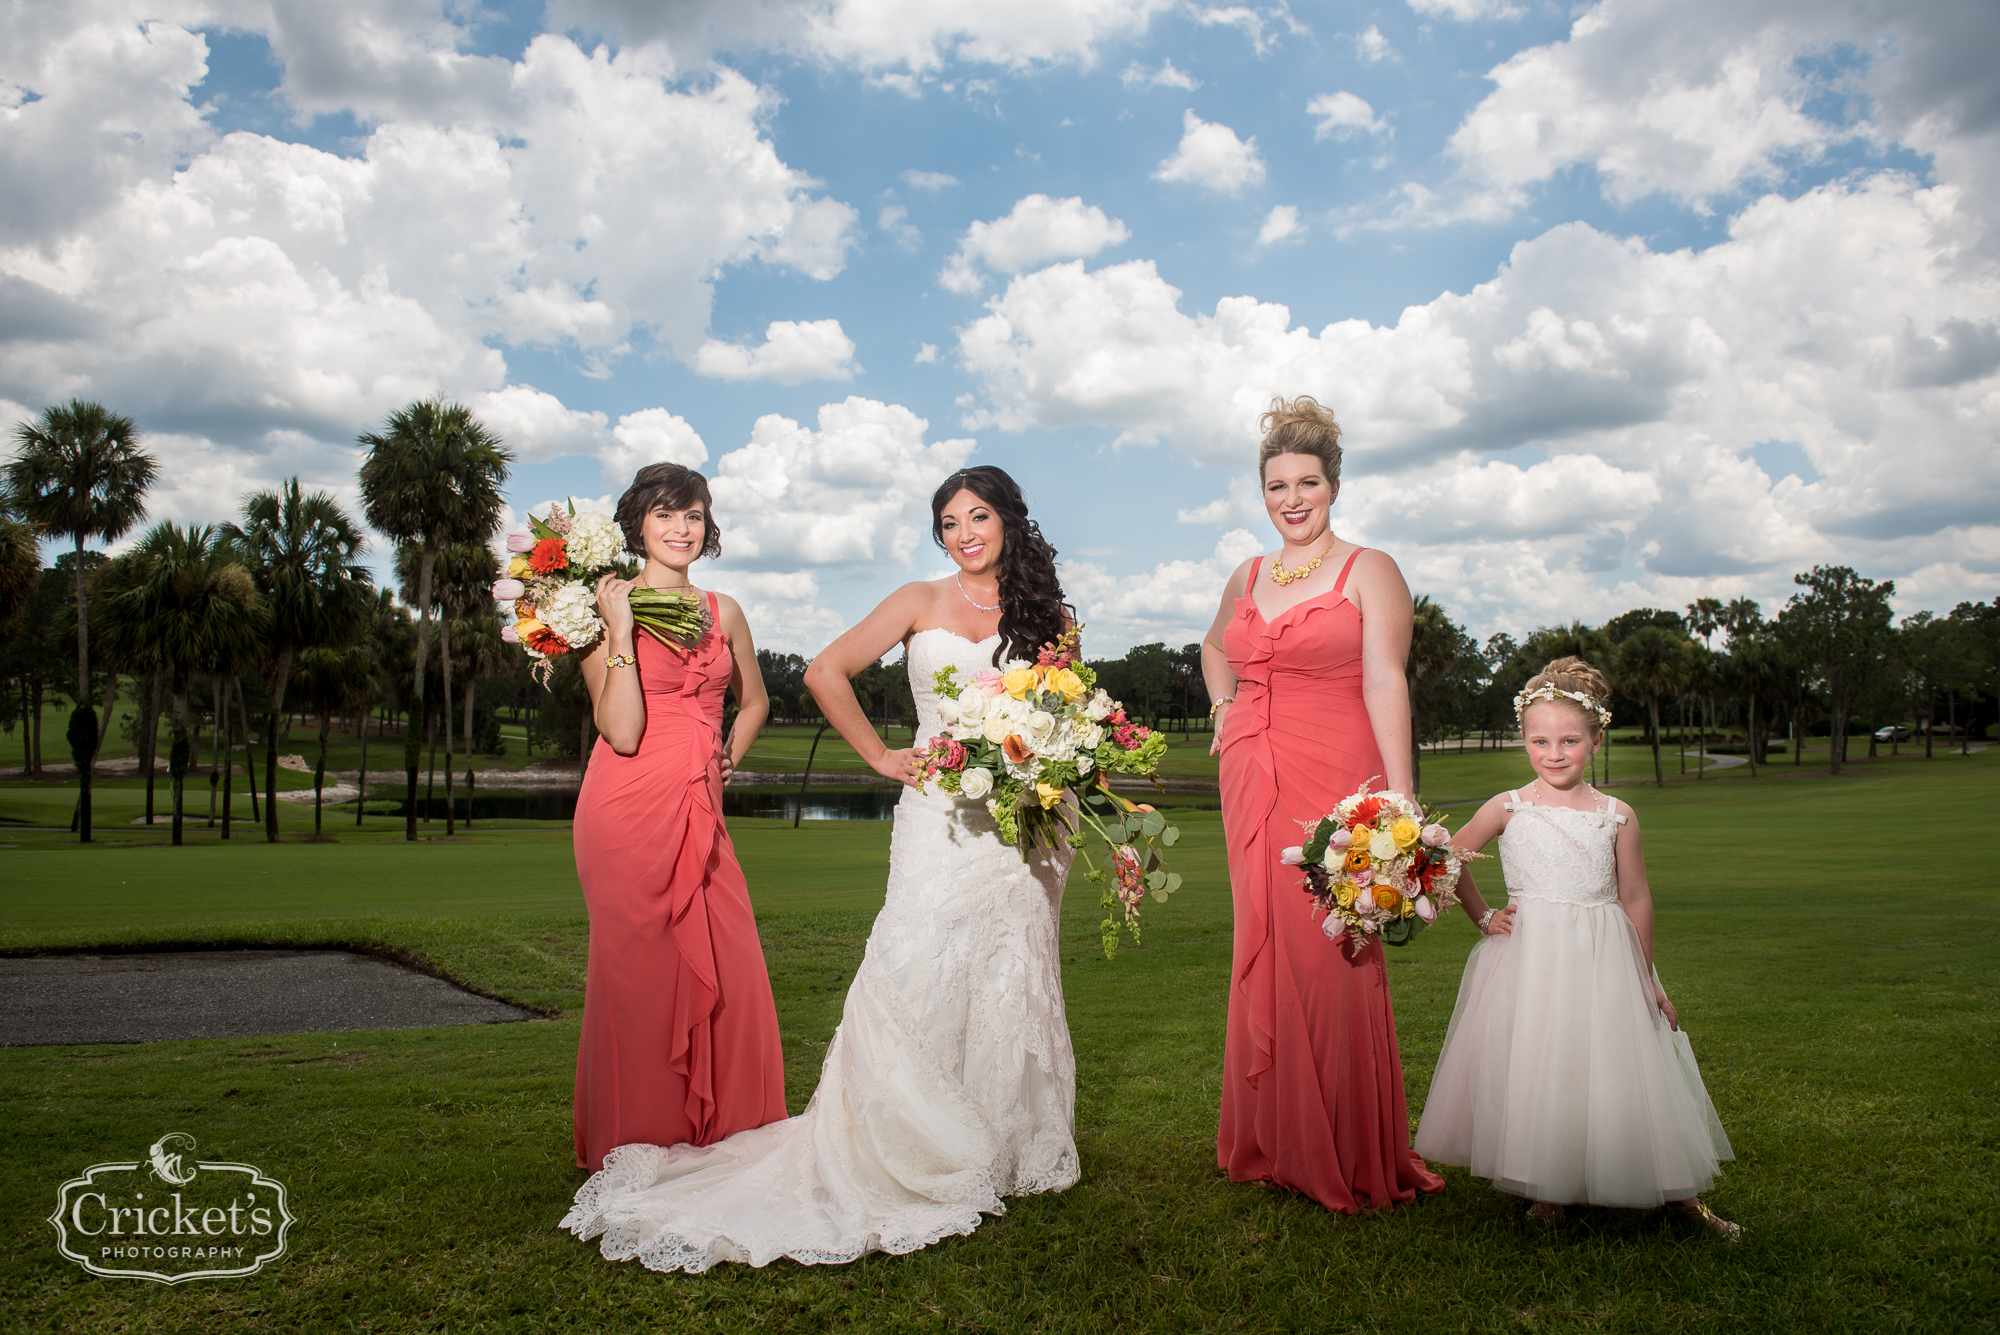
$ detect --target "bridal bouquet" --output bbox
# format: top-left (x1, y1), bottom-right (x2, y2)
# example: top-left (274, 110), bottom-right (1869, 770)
top-left (914, 630), bottom-right (1180, 959)
top-left (1286, 781), bottom-right (1478, 957)
top-left (492, 500), bottom-right (709, 685)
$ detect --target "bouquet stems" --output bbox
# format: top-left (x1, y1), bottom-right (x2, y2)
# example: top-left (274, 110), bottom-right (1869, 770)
top-left (629, 586), bottom-right (710, 652)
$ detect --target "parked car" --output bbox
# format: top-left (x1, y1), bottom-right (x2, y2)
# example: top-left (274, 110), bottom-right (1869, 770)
top-left (1874, 724), bottom-right (1913, 742)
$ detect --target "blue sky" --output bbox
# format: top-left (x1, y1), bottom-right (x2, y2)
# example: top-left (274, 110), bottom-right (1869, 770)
top-left (3, 0), bottom-right (1996, 653)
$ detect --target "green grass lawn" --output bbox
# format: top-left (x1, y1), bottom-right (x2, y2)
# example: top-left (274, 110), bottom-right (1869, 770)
top-left (1, 749), bottom-right (1996, 1331)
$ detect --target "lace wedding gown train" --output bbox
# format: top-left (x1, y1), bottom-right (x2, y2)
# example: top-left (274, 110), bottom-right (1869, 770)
top-left (560, 629), bottom-right (1079, 1272)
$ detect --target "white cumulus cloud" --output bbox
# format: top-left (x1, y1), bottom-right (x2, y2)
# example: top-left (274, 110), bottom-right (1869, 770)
top-left (695, 319), bottom-right (861, 384)
top-left (1308, 91), bottom-right (1390, 141)
top-left (1121, 58), bottom-right (1201, 90)
top-left (1256, 205), bottom-right (1304, 247)
top-left (939, 194), bottom-right (1131, 294)
top-left (1153, 110), bottom-right (1267, 194)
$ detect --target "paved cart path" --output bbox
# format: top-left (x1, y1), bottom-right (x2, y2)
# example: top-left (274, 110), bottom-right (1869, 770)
top-left (0, 950), bottom-right (535, 1046)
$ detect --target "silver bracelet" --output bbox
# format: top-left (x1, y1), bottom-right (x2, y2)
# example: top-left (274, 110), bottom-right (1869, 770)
top-left (1478, 908), bottom-right (1497, 933)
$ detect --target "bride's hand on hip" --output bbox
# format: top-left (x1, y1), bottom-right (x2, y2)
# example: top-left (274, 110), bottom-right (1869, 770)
top-left (594, 572), bottom-right (638, 642)
top-left (872, 747), bottom-right (921, 788)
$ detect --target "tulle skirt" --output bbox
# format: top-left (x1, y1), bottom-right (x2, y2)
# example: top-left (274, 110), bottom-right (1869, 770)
top-left (1413, 898), bottom-right (1733, 1207)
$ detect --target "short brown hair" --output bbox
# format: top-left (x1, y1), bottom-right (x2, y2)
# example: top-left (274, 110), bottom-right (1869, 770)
top-left (1257, 395), bottom-right (1343, 485)
top-left (615, 462), bottom-right (721, 560)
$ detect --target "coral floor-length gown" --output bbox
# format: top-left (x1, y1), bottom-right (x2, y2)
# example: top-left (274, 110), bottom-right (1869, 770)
top-left (1216, 550), bottom-right (1443, 1212)
top-left (571, 596), bottom-right (787, 1172)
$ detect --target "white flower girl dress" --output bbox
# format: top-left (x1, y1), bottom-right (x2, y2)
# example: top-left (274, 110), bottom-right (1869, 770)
top-left (1413, 788), bottom-right (1733, 1206)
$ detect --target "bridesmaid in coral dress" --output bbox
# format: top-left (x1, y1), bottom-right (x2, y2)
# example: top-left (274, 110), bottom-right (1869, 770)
top-left (570, 463), bottom-right (787, 1173)
top-left (1201, 397), bottom-right (1447, 1213)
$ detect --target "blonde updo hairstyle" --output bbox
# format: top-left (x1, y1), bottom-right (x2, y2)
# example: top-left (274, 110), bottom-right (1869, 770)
top-left (1519, 656), bottom-right (1612, 739)
top-left (1257, 395), bottom-right (1343, 487)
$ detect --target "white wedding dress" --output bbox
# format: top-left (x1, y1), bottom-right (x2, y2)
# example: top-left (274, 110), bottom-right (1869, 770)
top-left (560, 629), bottom-right (1079, 1271)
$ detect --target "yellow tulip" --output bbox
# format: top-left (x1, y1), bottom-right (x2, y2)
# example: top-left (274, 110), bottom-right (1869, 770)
top-left (1002, 667), bottom-right (1035, 700)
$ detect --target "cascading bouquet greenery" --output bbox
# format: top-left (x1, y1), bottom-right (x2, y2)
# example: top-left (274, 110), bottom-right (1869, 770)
top-left (914, 629), bottom-right (1182, 958)
top-left (492, 500), bottom-right (709, 685)
top-left (1287, 780), bottom-right (1482, 957)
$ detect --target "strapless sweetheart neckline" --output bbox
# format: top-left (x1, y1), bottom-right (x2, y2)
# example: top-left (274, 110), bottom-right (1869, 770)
top-left (910, 626), bottom-right (1002, 649)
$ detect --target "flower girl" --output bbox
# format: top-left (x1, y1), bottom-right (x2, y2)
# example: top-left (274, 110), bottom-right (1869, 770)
top-left (1412, 657), bottom-right (1739, 1237)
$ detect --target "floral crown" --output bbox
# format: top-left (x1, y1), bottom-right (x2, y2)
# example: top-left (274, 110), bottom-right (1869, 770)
top-left (1513, 682), bottom-right (1612, 728)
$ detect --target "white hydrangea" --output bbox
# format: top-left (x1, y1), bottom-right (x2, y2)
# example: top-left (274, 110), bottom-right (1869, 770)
top-left (539, 581), bottom-right (602, 650)
top-left (565, 508), bottom-right (625, 573)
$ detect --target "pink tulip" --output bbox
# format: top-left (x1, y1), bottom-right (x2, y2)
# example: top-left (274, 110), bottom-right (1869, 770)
top-left (1414, 894), bottom-right (1438, 923)
top-left (505, 532), bottom-right (535, 552)
top-left (1280, 846), bottom-right (1305, 866)
top-left (493, 578), bottom-right (525, 601)
top-left (500, 624), bottom-right (520, 643)
top-left (1330, 829), bottom-right (1354, 850)
top-left (1321, 917), bottom-right (1346, 945)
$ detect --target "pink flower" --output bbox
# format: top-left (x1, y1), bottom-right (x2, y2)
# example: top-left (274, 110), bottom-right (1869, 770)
top-left (1414, 894), bottom-right (1438, 923)
top-left (973, 668), bottom-right (1006, 697)
top-left (1330, 829), bottom-right (1354, 850)
top-left (1280, 846), bottom-right (1305, 866)
top-left (505, 532), bottom-right (535, 552)
top-left (500, 624), bottom-right (520, 643)
top-left (1421, 823), bottom-right (1449, 847)
top-left (1321, 917), bottom-right (1346, 944)
top-left (930, 736), bottom-right (967, 771)
top-left (1112, 844), bottom-right (1144, 899)
top-left (1350, 867), bottom-right (1373, 887)
top-left (492, 578), bottom-right (526, 601)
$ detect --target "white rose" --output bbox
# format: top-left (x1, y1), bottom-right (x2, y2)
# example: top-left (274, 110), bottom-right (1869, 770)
top-left (1368, 829), bottom-right (1400, 861)
top-left (1081, 722), bottom-right (1105, 750)
top-left (951, 723), bottom-right (981, 742)
top-left (1023, 711), bottom-right (1057, 749)
top-left (1077, 752), bottom-right (1094, 775)
top-left (957, 691), bottom-right (987, 722)
top-left (960, 767), bottom-right (994, 799)
top-left (1085, 690), bottom-right (1113, 722)
top-left (981, 715), bottom-right (1013, 745)
top-left (936, 696), bottom-right (960, 726)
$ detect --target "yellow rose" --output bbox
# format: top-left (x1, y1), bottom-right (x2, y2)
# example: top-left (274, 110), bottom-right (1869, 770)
top-left (1002, 667), bottom-right (1035, 700)
top-left (507, 554), bottom-right (531, 578)
top-left (1335, 882), bottom-right (1357, 909)
top-left (1400, 895), bottom-right (1417, 918)
top-left (1051, 667), bottom-right (1086, 702)
top-left (1368, 829), bottom-right (1400, 861)
top-left (1391, 817), bottom-right (1421, 851)
top-left (1035, 781), bottom-right (1065, 810)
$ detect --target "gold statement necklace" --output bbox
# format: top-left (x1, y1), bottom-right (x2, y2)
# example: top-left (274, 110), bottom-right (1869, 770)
top-left (1269, 535), bottom-right (1337, 587)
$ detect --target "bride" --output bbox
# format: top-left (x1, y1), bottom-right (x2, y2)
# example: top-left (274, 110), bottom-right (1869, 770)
top-left (560, 464), bottom-right (1080, 1271)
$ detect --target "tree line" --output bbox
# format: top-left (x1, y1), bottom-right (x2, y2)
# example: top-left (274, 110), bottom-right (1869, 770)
top-left (1, 398), bottom-right (525, 845)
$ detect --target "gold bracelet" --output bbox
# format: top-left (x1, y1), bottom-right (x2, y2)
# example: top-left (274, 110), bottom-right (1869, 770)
top-left (1208, 695), bottom-right (1235, 720)
top-left (605, 653), bottom-right (636, 669)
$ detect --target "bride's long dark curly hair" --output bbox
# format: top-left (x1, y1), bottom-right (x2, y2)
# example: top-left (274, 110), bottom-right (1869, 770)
top-left (930, 465), bottom-right (1069, 666)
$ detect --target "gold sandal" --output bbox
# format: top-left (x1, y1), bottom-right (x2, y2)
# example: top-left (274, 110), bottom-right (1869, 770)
top-left (1666, 1198), bottom-right (1741, 1242)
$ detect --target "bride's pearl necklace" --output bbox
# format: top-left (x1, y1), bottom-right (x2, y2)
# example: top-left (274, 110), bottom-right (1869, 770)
top-left (957, 572), bottom-right (1001, 611)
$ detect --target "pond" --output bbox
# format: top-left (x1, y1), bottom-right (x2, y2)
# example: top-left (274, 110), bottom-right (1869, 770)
top-left (368, 785), bottom-right (902, 823)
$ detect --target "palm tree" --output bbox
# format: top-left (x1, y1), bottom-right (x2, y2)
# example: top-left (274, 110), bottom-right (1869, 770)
top-left (4, 400), bottom-right (158, 841)
top-left (358, 400), bottom-right (512, 841)
top-left (455, 610), bottom-right (511, 828)
top-left (1613, 626), bottom-right (1689, 787)
top-left (292, 643), bottom-right (375, 839)
top-left (101, 523), bottom-right (261, 845)
top-left (0, 501), bottom-right (39, 646)
top-left (354, 589), bottom-right (409, 827)
top-left (89, 553), bottom-right (166, 822)
top-left (224, 480), bottom-right (373, 843)
top-left (1406, 594), bottom-right (1469, 799)
top-left (398, 541), bottom-right (501, 835)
